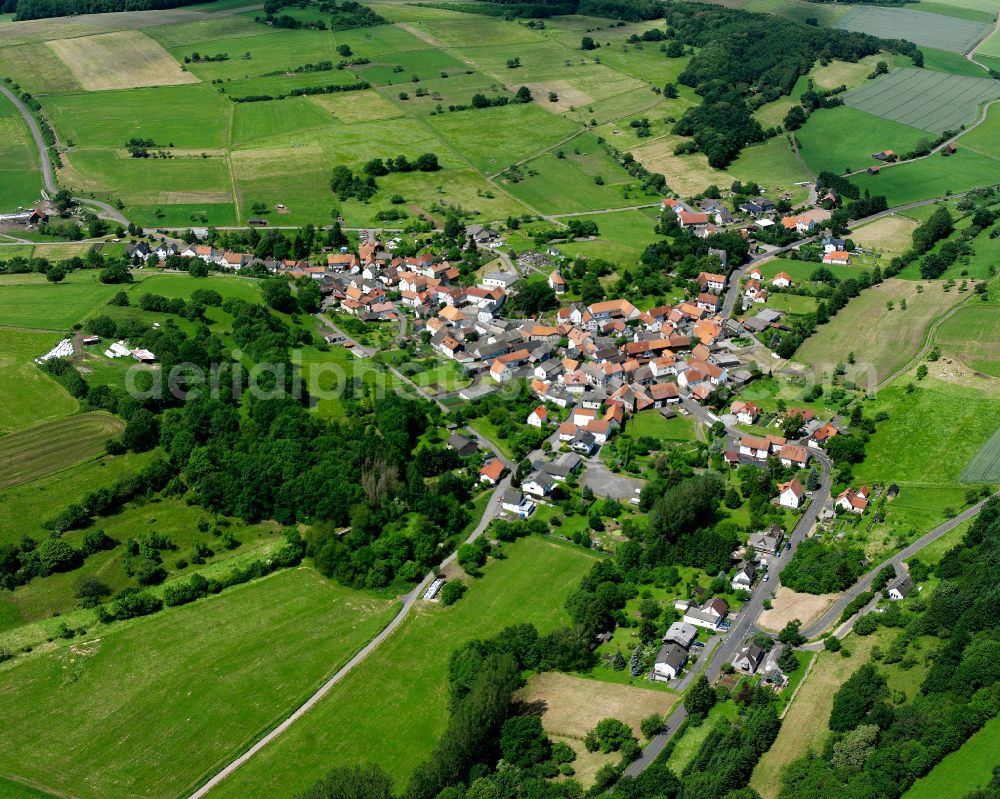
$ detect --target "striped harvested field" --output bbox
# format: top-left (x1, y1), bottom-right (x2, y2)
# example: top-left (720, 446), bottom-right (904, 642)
top-left (0, 411), bottom-right (124, 489)
top-left (844, 68), bottom-right (1000, 133)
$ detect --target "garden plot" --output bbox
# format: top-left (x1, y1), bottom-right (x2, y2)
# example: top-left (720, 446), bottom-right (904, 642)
top-left (834, 6), bottom-right (992, 53)
top-left (844, 68), bottom-right (1000, 133)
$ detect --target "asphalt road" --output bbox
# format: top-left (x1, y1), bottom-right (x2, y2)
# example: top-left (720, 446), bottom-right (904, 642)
top-left (625, 400), bottom-right (834, 775)
top-left (800, 493), bottom-right (995, 639)
top-left (1, 84), bottom-right (129, 226)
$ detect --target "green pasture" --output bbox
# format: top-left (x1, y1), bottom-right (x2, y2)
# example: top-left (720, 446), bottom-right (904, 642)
top-left (843, 68), bottom-right (1000, 134)
top-left (0, 411), bottom-right (124, 490)
top-left (45, 85), bottom-right (229, 149)
top-left (0, 449), bottom-right (156, 547)
top-left (627, 410), bottom-right (697, 442)
top-left (144, 14), bottom-right (266, 49)
top-left (903, 716), bottom-right (1000, 799)
top-left (0, 41), bottom-right (83, 95)
top-left (9, 497), bottom-right (284, 623)
top-left (796, 106), bottom-right (929, 175)
top-left (167, 29), bottom-right (340, 81)
top-left (0, 90), bottom-right (40, 211)
top-left (501, 133), bottom-right (656, 214)
top-left (0, 568), bottom-right (398, 799)
top-left (0, 328), bottom-right (78, 433)
top-left (834, 6), bottom-right (993, 53)
top-left (914, 0), bottom-right (998, 22)
top-left (204, 536), bottom-right (598, 799)
top-left (753, 257), bottom-right (861, 285)
top-left (921, 47), bottom-right (993, 76)
top-left (230, 96), bottom-right (333, 145)
top-left (424, 103), bottom-right (579, 173)
top-left (0, 270), bottom-right (126, 329)
top-left (849, 148), bottom-right (1000, 205)
top-left (956, 99), bottom-right (1000, 155)
top-left (857, 380), bottom-right (1000, 488)
top-left (938, 305), bottom-right (1000, 376)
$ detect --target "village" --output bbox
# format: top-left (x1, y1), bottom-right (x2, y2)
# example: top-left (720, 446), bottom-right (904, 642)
top-left (52, 182), bottom-right (914, 694)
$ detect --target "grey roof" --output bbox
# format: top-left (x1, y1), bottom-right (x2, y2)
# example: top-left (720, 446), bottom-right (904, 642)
top-left (501, 489), bottom-right (526, 506)
top-left (888, 574), bottom-right (915, 596)
top-left (655, 642), bottom-right (688, 670)
top-left (664, 621), bottom-right (698, 647)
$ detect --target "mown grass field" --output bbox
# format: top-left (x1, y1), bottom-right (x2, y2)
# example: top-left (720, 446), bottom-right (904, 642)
top-left (0, 327), bottom-right (78, 433)
top-left (0, 411), bottom-right (124, 489)
top-left (796, 106), bottom-right (929, 175)
top-left (0, 89), bottom-right (41, 211)
top-left (0, 568), bottom-right (398, 799)
top-left (834, 6), bottom-right (993, 53)
top-left (0, 271), bottom-right (131, 329)
top-left (903, 715), bottom-right (1000, 799)
top-left (857, 378), bottom-right (1000, 492)
top-left (843, 68), bottom-right (1000, 133)
top-left (794, 279), bottom-right (960, 384)
top-left (205, 536), bottom-right (598, 798)
top-left (849, 148), bottom-right (1000, 205)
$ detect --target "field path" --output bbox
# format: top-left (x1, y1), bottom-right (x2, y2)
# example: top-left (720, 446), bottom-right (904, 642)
top-left (188, 432), bottom-right (523, 798)
top-left (0, 83), bottom-right (128, 225)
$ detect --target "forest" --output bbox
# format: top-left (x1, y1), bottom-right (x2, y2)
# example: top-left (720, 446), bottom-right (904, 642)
top-left (661, 4), bottom-right (919, 166)
top-left (10, 0), bottom-right (206, 20)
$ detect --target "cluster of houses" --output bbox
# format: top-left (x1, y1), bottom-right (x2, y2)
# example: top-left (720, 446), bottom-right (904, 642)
top-left (660, 197), bottom-right (822, 244)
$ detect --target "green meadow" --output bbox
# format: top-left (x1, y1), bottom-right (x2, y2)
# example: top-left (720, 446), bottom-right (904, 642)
top-left (903, 716), bottom-right (1000, 799)
top-left (0, 89), bottom-right (41, 211)
top-left (0, 568), bottom-right (398, 799)
top-left (205, 536), bottom-right (598, 799)
top-left (0, 327), bottom-right (78, 433)
top-left (796, 106), bottom-right (929, 175)
top-left (0, 271), bottom-right (134, 330)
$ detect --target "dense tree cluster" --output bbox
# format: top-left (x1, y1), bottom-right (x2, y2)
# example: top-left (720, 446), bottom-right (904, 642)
top-left (658, 3), bottom-right (914, 166)
top-left (781, 538), bottom-right (867, 594)
top-left (11, 0), bottom-right (206, 20)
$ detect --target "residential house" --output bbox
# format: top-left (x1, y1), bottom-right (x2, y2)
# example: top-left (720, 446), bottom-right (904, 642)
top-left (823, 250), bottom-right (851, 265)
top-left (683, 598), bottom-right (729, 630)
top-left (446, 433), bottom-right (479, 457)
top-left (887, 574), bottom-right (915, 600)
top-left (523, 471), bottom-right (555, 498)
top-left (837, 486), bottom-right (870, 514)
top-left (731, 400), bottom-right (759, 425)
top-left (698, 271), bottom-right (726, 293)
top-left (779, 444), bottom-right (809, 469)
top-left (810, 423), bottom-right (839, 449)
top-left (771, 272), bottom-right (792, 288)
top-left (663, 621), bottom-right (698, 649)
top-left (548, 269), bottom-right (567, 294)
top-left (822, 237), bottom-right (846, 254)
top-left (733, 642), bottom-right (766, 674)
top-left (479, 459), bottom-right (507, 486)
top-left (527, 406), bottom-right (548, 428)
top-left (731, 560), bottom-right (756, 592)
top-left (501, 489), bottom-right (535, 518)
top-left (747, 526), bottom-right (783, 557)
top-left (778, 478), bottom-right (804, 509)
top-left (781, 215), bottom-right (816, 234)
top-left (652, 642), bottom-right (688, 681)
top-left (570, 430), bottom-right (597, 455)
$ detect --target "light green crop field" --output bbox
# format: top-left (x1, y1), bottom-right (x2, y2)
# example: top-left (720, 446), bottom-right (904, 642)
top-left (921, 46), bottom-right (993, 76)
top-left (835, 6), bottom-right (993, 53)
top-left (844, 68), bottom-right (1000, 133)
top-left (0, 90), bottom-right (41, 211)
top-left (796, 106), bottom-right (929, 175)
top-left (0, 410), bottom-right (124, 489)
top-left (205, 536), bottom-right (598, 799)
top-left (903, 716), bottom-right (1000, 799)
top-left (0, 568), bottom-right (398, 799)
top-left (0, 328), bottom-right (78, 433)
top-left (0, 271), bottom-right (131, 329)
top-left (961, 422), bottom-right (1000, 482)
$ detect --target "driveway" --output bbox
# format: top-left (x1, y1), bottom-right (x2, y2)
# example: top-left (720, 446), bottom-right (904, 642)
top-left (581, 458), bottom-right (644, 501)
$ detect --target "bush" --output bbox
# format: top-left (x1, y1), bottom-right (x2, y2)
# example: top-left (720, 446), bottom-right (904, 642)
top-left (441, 581), bottom-right (467, 605)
